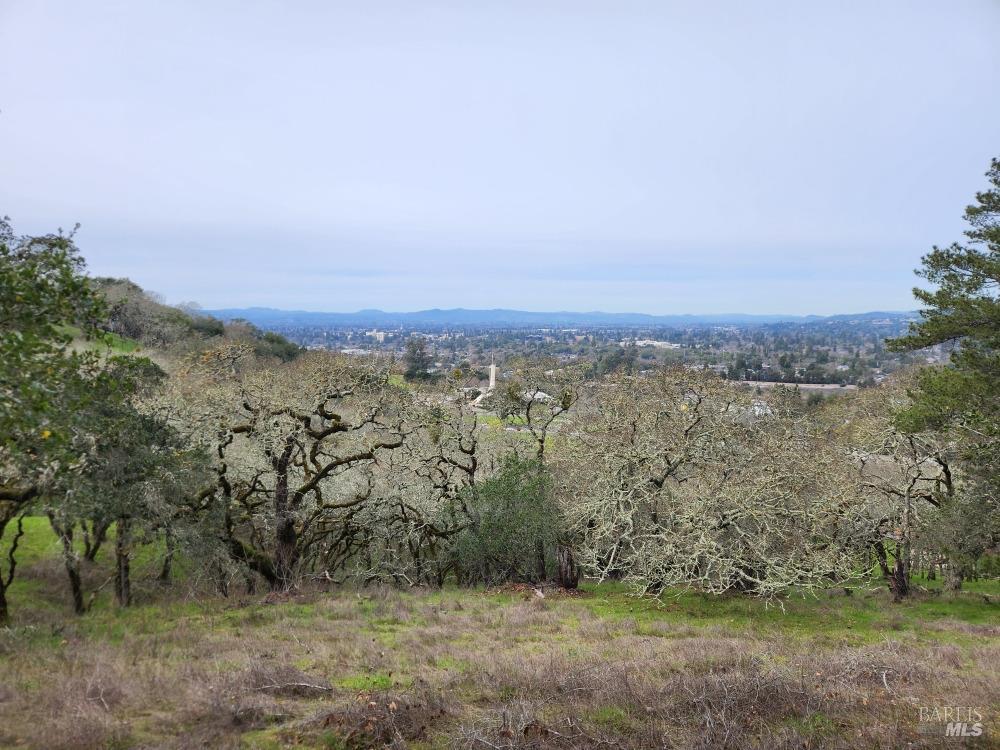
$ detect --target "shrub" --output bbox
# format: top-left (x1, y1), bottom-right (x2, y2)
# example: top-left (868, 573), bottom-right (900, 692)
top-left (451, 456), bottom-right (562, 585)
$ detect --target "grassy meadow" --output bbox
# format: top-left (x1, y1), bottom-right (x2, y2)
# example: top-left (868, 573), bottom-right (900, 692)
top-left (0, 518), bottom-right (997, 749)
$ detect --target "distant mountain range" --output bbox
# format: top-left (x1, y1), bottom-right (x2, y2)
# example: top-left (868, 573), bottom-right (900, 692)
top-left (201, 307), bottom-right (917, 328)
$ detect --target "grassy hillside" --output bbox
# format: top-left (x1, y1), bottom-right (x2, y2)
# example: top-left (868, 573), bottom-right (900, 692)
top-left (62, 325), bottom-right (142, 355)
top-left (89, 277), bottom-right (301, 362)
top-left (0, 519), bottom-right (996, 749)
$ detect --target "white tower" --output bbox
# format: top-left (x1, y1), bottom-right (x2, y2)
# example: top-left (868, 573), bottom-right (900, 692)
top-left (488, 354), bottom-right (497, 392)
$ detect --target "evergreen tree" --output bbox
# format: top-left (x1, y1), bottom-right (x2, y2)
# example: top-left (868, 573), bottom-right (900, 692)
top-left (889, 158), bottom-right (999, 460)
top-left (403, 336), bottom-right (434, 381)
top-left (888, 158), bottom-right (1000, 587)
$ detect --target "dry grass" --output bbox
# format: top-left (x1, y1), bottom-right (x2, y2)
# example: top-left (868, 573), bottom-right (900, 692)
top-left (0, 528), bottom-right (997, 750)
top-left (0, 582), bottom-right (997, 749)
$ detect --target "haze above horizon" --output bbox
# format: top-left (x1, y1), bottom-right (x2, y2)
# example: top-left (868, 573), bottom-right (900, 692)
top-left (2, 1), bottom-right (998, 315)
top-left (202, 304), bottom-right (915, 323)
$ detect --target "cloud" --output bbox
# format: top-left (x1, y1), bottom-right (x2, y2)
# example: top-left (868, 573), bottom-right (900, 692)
top-left (1, 0), bottom-right (997, 313)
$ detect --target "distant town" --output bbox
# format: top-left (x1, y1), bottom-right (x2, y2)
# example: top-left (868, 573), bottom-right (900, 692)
top-left (203, 307), bottom-right (950, 390)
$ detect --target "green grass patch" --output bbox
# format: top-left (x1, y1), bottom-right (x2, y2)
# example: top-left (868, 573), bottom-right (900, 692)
top-left (97, 330), bottom-right (141, 352)
top-left (60, 324), bottom-right (141, 353)
top-left (337, 672), bottom-right (392, 691)
top-left (783, 712), bottom-right (836, 737)
top-left (431, 655), bottom-right (468, 672)
top-left (574, 579), bottom-right (999, 643)
top-left (589, 706), bottom-right (631, 731)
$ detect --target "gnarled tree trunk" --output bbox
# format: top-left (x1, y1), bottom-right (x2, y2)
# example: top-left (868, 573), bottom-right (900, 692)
top-left (158, 526), bottom-right (175, 583)
top-left (556, 544), bottom-right (580, 589)
top-left (273, 437), bottom-right (299, 591)
top-left (534, 539), bottom-right (547, 583)
top-left (47, 513), bottom-right (84, 614)
top-left (82, 519), bottom-right (111, 562)
top-left (115, 516), bottom-right (132, 607)
top-left (943, 562), bottom-right (964, 592)
top-left (874, 540), bottom-right (910, 602)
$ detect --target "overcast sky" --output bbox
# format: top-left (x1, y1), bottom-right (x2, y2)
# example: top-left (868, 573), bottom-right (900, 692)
top-left (2, 1), bottom-right (998, 314)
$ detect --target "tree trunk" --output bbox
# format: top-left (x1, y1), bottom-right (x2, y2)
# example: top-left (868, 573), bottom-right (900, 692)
top-left (82, 519), bottom-right (111, 562)
top-left (48, 514), bottom-right (84, 614)
top-left (274, 512), bottom-right (298, 591)
top-left (0, 513), bottom-right (25, 624)
top-left (891, 496), bottom-right (913, 601)
top-left (943, 563), bottom-right (964, 592)
top-left (888, 556), bottom-right (910, 602)
top-left (213, 559), bottom-right (230, 597)
top-left (158, 527), bottom-right (175, 583)
top-left (62, 538), bottom-right (85, 615)
top-left (115, 517), bottom-right (132, 607)
top-left (534, 539), bottom-right (547, 583)
top-left (874, 540), bottom-right (910, 602)
top-left (273, 438), bottom-right (298, 591)
top-left (556, 544), bottom-right (580, 590)
top-left (226, 536), bottom-right (277, 588)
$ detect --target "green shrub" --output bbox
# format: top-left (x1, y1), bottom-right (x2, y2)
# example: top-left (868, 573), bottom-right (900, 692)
top-left (450, 456), bottom-right (562, 585)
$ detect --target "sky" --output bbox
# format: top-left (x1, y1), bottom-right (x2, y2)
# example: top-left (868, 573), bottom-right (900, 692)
top-left (2, 1), bottom-right (999, 314)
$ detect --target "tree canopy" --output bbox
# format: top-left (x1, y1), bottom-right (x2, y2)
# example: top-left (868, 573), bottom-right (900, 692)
top-left (888, 160), bottom-right (999, 488)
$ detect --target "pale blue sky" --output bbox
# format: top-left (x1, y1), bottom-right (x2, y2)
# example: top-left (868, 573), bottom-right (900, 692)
top-left (2, 1), bottom-right (998, 314)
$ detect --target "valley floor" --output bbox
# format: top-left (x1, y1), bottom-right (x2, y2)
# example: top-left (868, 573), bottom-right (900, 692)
top-left (0, 519), bottom-right (997, 749)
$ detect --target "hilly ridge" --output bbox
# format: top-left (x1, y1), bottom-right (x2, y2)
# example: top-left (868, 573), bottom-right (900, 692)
top-left (201, 306), bottom-right (916, 328)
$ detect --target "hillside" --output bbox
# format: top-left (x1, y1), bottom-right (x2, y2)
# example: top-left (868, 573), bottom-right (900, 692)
top-left (91, 278), bottom-right (302, 362)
